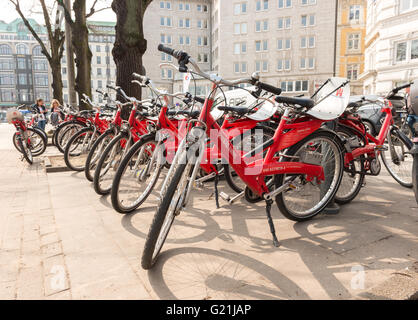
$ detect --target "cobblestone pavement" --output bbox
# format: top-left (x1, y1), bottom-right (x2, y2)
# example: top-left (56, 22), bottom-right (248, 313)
top-left (1, 123), bottom-right (417, 299)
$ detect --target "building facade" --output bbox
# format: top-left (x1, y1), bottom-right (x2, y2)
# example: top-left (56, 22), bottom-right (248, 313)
top-left (361, 0), bottom-right (418, 95)
top-left (210, 0), bottom-right (338, 97)
top-left (335, 0), bottom-right (367, 95)
top-left (0, 18), bottom-right (51, 120)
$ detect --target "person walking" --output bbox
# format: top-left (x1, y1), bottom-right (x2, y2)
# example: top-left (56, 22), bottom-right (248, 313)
top-left (32, 98), bottom-right (47, 131)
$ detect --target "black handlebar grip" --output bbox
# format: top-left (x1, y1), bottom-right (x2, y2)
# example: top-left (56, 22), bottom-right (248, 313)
top-left (106, 84), bottom-right (116, 90)
top-left (257, 82), bottom-right (282, 96)
top-left (158, 44), bottom-right (175, 56)
top-left (194, 96), bottom-right (205, 104)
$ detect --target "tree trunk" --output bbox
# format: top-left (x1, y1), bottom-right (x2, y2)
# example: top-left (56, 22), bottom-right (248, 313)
top-left (50, 57), bottom-right (64, 103)
top-left (112, 0), bottom-right (151, 118)
top-left (72, 0), bottom-right (92, 110)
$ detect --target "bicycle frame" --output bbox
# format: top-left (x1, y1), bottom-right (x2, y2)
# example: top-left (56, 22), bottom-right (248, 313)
top-left (181, 82), bottom-right (329, 198)
top-left (341, 101), bottom-right (393, 166)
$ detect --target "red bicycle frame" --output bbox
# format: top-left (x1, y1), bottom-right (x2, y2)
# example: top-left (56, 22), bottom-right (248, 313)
top-left (340, 101), bottom-right (393, 166)
top-left (197, 82), bottom-right (328, 197)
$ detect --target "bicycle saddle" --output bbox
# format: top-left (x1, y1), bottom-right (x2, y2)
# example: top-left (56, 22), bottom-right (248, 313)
top-left (275, 96), bottom-right (314, 109)
top-left (217, 106), bottom-right (250, 115)
top-left (166, 110), bottom-right (201, 118)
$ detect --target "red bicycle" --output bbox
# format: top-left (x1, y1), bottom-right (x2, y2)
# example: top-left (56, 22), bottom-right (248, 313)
top-left (140, 45), bottom-right (349, 269)
top-left (63, 93), bottom-right (112, 171)
top-left (335, 92), bottom-right (413, 204)
top-left (8, 107), bottom-right (47, 164)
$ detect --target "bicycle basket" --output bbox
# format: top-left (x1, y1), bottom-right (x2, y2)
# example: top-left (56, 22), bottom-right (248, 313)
top-left (307, 77), bottom-right (351, 120)
top-left (6, 109), bottom-right (24, 123)
top-left (410, 80), bottom-right (418, 115)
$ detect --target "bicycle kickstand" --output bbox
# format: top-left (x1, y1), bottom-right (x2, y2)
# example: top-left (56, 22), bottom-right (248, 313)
top-left (265, 199), bottom-right (280, 247)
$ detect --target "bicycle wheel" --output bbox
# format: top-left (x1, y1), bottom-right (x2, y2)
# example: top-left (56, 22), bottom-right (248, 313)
top-left (381, 130), bottom-right (413, 188)
top-left (13, 128), bottom-right (47, 156)
top-left (56, 121), bottom-right (86, 153)
top-left (64, 127), bottom-right (99, 171)
top-left (84, 129), bottom-right (115, 181)
top-left (142, 151), bottom-right (194, 270)
top-left (17, 136), bottom-right (33, 165)
top-left (93, 132), bottom-right (129, 195)
top-left (111, 134), bottom-right (164, 214)
top-left (334, 127), bottom-right (365, 205)
top-left (223, 125), bottom-right (275, 193)
top-left (275, 129), bottom-right (344, 222)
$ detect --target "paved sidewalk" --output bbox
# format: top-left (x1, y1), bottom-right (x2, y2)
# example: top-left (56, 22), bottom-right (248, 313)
top-left (0, 123), bottom-right (417, 299)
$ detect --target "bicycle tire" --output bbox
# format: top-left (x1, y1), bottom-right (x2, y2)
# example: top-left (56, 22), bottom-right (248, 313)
top-left (334, 126), bottom-right (365, 205)
top-left (55, 120), bottom-right (87, 153)
top-left (64, 127), bottom-right (98, 171)
top-left (142, 161), bottom-right (188, 270)
top-left (18, 136), bottom-right (33, 165)
top-left (111, 134), bottom-right (163, 214)
top-left (93, 132), bottom-right (129, 195)
top-left (275, 129), bottom-right (344, 222)
top-left (84, 129), bottom-right (115, 181)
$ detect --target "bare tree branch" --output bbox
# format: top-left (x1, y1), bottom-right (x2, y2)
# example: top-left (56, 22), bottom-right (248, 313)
top-left (86, 6), bottom-right (111, 18)
top-left (8, 0), bottom-right (52, 61)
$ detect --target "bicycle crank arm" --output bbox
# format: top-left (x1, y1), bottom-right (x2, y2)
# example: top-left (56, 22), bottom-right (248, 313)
top-left (263, 181), bottom-right (296, 201)
top-left (220, 191), bottom-right (245, 204)
top-left (194, 172), bottom-right (217, 187)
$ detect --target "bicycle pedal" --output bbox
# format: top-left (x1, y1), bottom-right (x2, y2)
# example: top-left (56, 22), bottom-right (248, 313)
top-left (219, 192), bottom-right (230, 202)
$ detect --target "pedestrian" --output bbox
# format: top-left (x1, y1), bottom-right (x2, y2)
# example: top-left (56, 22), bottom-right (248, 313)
top-left (50, 99), bottom-right (63, 126)
top-left (32, 98), bottom-right (47, 131)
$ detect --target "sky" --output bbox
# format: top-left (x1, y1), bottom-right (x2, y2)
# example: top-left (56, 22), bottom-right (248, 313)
top-left (0, 0), bottom-right (116, 24)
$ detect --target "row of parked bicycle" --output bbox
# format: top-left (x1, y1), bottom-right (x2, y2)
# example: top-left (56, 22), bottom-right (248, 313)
top-left (8, 44), bottom-right (418, 270)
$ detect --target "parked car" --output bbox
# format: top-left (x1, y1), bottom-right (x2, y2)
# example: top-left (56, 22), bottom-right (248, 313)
top-left (349, 94), bottom-right (408, 136)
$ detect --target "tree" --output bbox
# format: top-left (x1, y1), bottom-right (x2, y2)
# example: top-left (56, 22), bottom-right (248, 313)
top-left (112, 0), bottom-right (153, 116)
top-left (9, 0), bottom-right (65, 103)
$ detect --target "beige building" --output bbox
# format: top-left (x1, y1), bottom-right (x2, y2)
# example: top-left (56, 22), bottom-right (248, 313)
top-left (361, 0), bottom-right (418, 95)
top-left (142, 0), bottom-right (212, 95)
top-left (211, 0), bottom-right (338, 96)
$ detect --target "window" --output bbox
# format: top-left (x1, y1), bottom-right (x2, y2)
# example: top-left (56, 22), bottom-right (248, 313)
top-left (18, 74), bottom-right (27, 85)
top-left (301, 37), bottom-right (307, 48)
top-left (285, 59), bottom-right (291, 70)
top-left (16, 44), bottom-right (28, 55)
top-left (347, 64), bottom-right (359, 80)
top-left (308, 57), bottom-right (315, 69)
top-left (277, 38), bottom-right (290, 50)
top-left (97, 56), bottom-right (101, 64)
top-left (197, 36), bottom-right (208, 46)
top-left (0, 59), bottom-right (15, 70)
top-left (400, 0), bottom-right (418, 13)
top-left (1, 90), bottom-right (15, 101)
top-left (96, 45), bottom-right (101, 52)
top-left (234, 2), bottom-right (247, 14)
top-left (161, 68), bottom-right (173, 79)
top-left (161, 34), bottom-right (172, 44)
top-left (198, 20), bottom-right (208, 29)
top-left (348, 33), bottom-right (360, 50)
top-left (0, 74), bottom-right (15, 85)
top-left (278, 17), bottom-right (291, 29)
top-left (301, 14), bottom-right (315, 27)
top-left (308, 36), bottom-right (315, 48)
top-left (97, 68), bottom-right (102, 76)
top-left (300, 57), bottom-right (306, 69)
top-left (301, 0), bottom-right (316, 5)
top-left (255, 40), bottom-right (268, 52)
top-left (412, 39), bottom-right (418, 60)
top-left (160, 1), bottom-right (171, 9)
top-left (160, 17), bottom-right (172, 27)
top-left (234, 23), bottom-right (247, 34)
top-left (255, 20), bottom-right (268, 32)
top-left (278, 0), bottom-right (292, 8)
top-left (98, 80), bottom-right (102, 88)
top-left (256, 0), bottom-right (268, 11)
top-left (34, 74), bottom-right (48, 86)
top-left (33, 60), bottom-right (48, 71)
top-left (396, 41), bottom-right (407, 62)
top-left (33, 46), bottom-right (43, 56)
top-left (234, 62), bottom-right (240, 73)
top-left (62, 67), bottom-right (67, 74)
top-left (277, 59), bottom-right (291, 71)
top-left (349, 5), bottom-right (361, 21)
top-left (17, 58), bottom-right (26, 69)
top-left (0, 44), bottom-right (12, 55)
